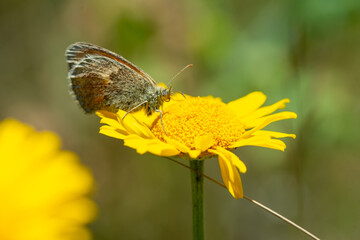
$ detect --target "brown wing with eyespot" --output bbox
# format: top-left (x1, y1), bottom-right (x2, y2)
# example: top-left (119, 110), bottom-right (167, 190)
top-left (66, 42), bottom-right (157, 113)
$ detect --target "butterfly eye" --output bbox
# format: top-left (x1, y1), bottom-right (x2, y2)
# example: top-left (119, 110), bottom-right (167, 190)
top-left (161, 90), bottom-right (168, 98)
top-left (162, 89), bottom-right (171, 102)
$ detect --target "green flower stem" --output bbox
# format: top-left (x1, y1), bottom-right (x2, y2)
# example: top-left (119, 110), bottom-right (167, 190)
top-left (190, 160), bottom-right (204, 240)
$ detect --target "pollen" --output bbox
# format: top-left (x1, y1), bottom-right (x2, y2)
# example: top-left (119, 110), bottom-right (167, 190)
top-left (152, 97), bottom-right (245, 150)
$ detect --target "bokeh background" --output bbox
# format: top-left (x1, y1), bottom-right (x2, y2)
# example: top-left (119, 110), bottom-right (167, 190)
top-left (1, 0), bottom-right (360, 239)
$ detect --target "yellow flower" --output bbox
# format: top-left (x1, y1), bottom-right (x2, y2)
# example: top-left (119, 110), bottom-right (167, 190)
top-left (96, 91), bottom-right (297, 199)
top-left (0, 119), bottom-right (96, 240)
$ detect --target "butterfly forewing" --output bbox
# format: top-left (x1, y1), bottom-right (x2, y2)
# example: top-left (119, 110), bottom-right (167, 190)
top-left (66, 42), bottom-right (158, 113)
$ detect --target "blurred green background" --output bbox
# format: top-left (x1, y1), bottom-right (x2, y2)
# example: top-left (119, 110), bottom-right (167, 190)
top-left (1, 0), bottom-right (360, 239)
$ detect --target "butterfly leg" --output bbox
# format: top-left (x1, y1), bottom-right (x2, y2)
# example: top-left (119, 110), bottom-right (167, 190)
top-left (122, 101), bottom-right (148, 120)
top-left (155, 109), bottom-right (167, 136)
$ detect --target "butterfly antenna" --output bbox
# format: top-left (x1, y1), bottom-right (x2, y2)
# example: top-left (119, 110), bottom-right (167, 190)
top-left (166, 64), bottom-right (193, 87)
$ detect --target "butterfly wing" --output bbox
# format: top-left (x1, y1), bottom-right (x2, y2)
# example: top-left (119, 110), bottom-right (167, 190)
top-left (66, 42), bottom-right (157, 113)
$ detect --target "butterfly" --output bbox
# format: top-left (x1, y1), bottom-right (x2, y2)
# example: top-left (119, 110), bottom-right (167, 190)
top-left (66, 42), bottom-right (172, 118)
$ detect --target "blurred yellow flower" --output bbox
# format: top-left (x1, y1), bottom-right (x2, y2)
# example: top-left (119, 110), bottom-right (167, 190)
top-left (97, 91), bottom-right (297, 199)
top-left (0, 119), bottom-right (96, 240)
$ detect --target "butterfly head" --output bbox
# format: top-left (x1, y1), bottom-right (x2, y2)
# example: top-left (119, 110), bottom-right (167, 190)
top-left (160, 86), bottom-right (172, 103)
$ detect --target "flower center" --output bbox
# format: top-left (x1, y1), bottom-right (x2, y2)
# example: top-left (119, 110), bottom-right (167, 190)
top-left (151, 97), bottom-right (245, 150)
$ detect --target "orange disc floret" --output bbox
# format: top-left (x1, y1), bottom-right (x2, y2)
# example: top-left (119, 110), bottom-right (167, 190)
top-left (152, 96), bottom-right (245, 149)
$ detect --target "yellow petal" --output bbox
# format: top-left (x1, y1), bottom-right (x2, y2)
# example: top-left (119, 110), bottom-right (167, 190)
top-left (231, 135), bottom-right (287, 151)
top-left (230, 135), bottom-right (270, 148)
top-left (99, 125), bottom-right (128, 139)
top-left (97, 110), bottom-right (128, 132)
top-left (23, 131), bottom-right (61, 165)
top-left (164, 137), bottom-right (202, 158)
top-left (188, 150), bottom-right (202, 159)
top-left (252, 139), bottom-right (287, 151)
top-left (252, 130), bottom-right (296, 139)
top-left (194, 134), bottom-right (214, 151)
top-left (227, 91), bottom-right (267, 118)
top-left (0, 119), bottom-right (33, 156)
top-left (124, 135), bottom-right (149, 154)
top-left (219, 164), bottom-right (243, 199)
top-left (146, 139), bottom-right (181, 156)
top-left (209, 148), bottom-right (244, 199)
top-left (56, 198), bottom-right (97, 223)
top-left (124, 135), bottom-right (180, 156)
top-left (0, 118), bottom-right (96, 240)
top-left (211, 147), bottom-right (247, 173)
top-left (131, 109), bottom-right (159, 127)
top-left (242, 98), bottom-right (290, 122)
top-left (100, 116), bottom-right (126, 131)
top-left (208, 149), bottom-right (235, 181)
top-left (96, 110), bottom-right (118, 120)
top-left (119, 113), bottom-right (156, 139)
top-left (243, 111), bottom-right (297, 136)
top-left (164, 136), bottom-right (191, 153)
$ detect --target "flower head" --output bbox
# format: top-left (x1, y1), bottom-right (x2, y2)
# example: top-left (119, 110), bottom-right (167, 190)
top-left (0, 119), bottom-right (96, 240)
top-left (97, 91), bottom-right (297, 199)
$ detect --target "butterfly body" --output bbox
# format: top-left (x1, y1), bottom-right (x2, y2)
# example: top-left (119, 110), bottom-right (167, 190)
top-left (66, 42), bottom-right (171, 115)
